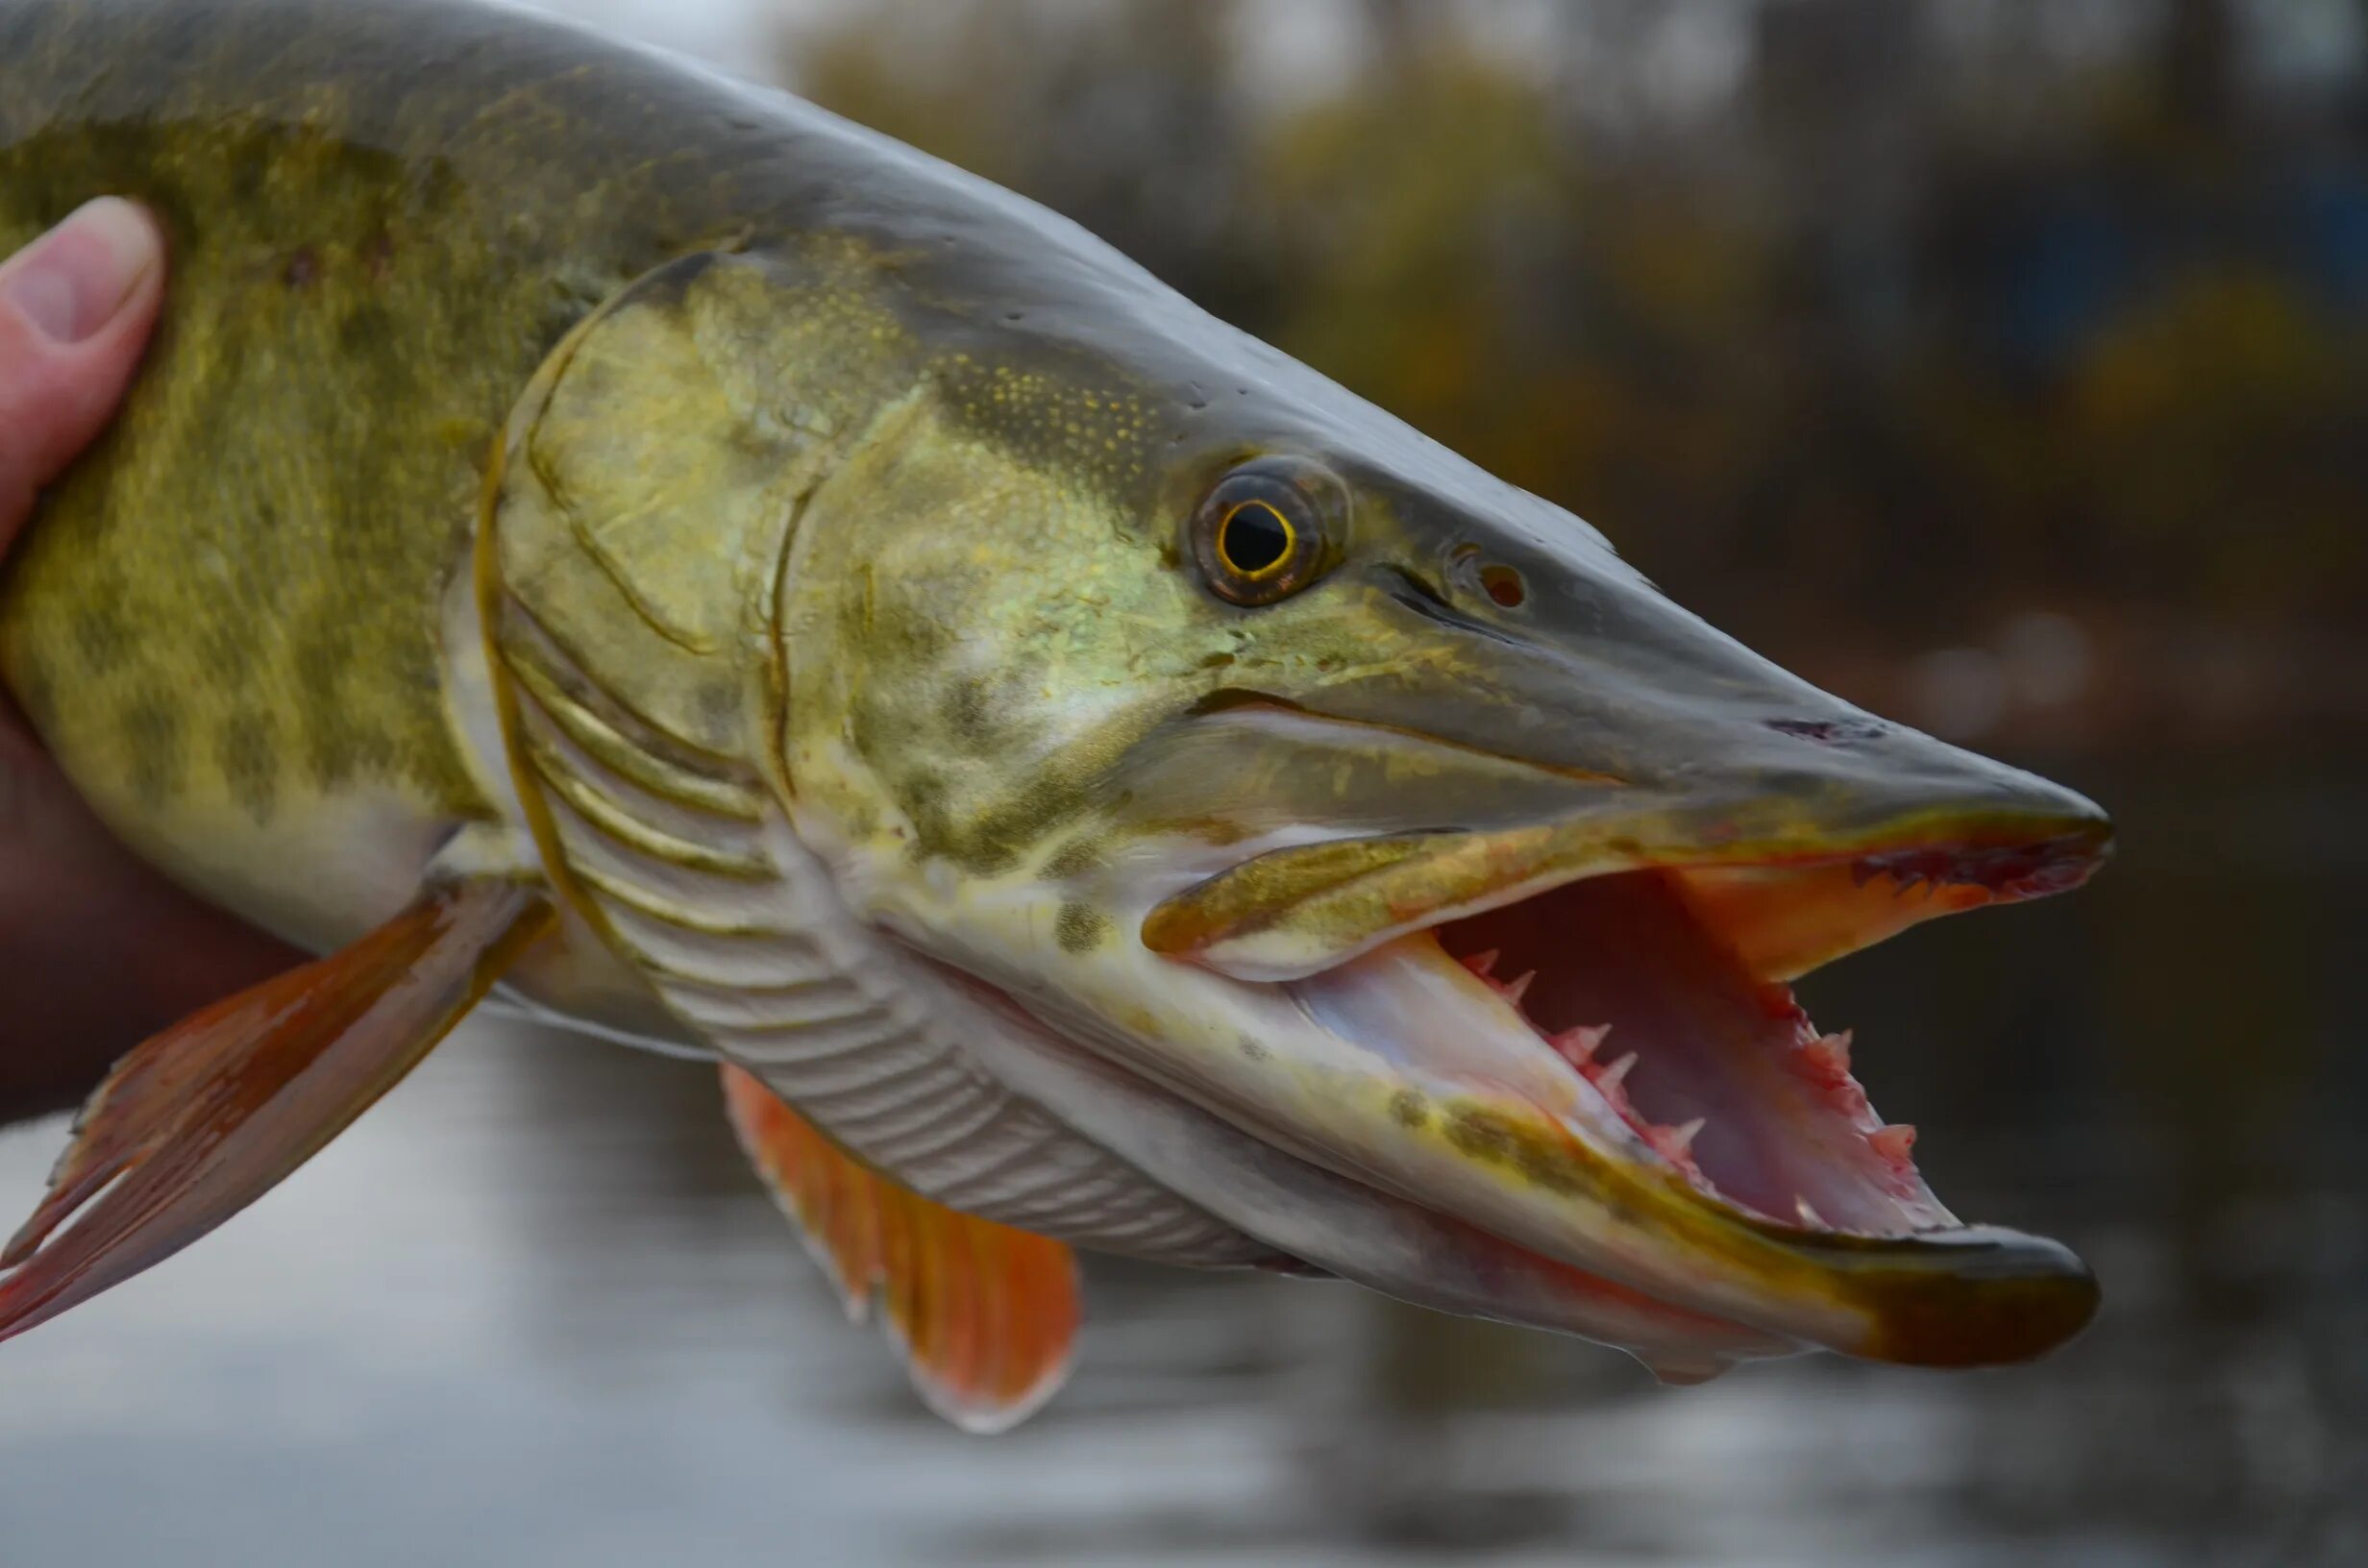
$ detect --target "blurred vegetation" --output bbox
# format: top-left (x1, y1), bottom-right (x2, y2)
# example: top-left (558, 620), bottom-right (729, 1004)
top-left (784, 0), bottom-right (2368, 751)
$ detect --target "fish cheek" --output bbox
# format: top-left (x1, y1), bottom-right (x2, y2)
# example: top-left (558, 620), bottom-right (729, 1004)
top-left (791, 415), bottom-right (1118, 870)
top-left (1053, 902), bottom-right (1109, 953)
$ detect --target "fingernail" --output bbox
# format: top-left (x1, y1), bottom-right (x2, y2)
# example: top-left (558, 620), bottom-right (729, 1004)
top-left (0, 197), bottom-right (162, 345)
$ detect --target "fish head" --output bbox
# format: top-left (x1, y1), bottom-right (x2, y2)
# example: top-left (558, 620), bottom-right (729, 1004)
top-left (771, 285), bottom-right (2109, 1377)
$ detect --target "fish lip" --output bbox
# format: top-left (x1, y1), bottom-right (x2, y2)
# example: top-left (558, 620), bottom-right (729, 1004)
top-left (1739, 1222), bottom-right (2101, 1367)
top-left (1141, 799), bottom-right (2111, 984)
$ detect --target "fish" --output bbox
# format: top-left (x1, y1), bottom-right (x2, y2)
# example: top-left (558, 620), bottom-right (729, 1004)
top-left (0, 0), bottom-right (2112, 1431)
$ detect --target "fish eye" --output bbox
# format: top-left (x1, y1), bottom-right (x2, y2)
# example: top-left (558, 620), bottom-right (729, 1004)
top-left (1191, 461), bottom-right (1338, 605)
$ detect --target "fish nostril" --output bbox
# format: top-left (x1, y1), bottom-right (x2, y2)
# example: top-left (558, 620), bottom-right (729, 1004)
top-left (1480, 564), bottom-right (1527, 608)
top-left (1765, 717), bottom-right (1893, 747)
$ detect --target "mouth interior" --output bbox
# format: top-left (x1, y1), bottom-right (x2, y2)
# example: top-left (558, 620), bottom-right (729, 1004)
top-left (1430, 869), bottom-right (1953, 1237)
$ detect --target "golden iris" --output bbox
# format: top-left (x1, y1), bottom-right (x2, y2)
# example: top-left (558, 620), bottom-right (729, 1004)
top-left (1191, 461), bottom-right (1337, 605)
top-left (1218, 501), bottom-right (1295, 579)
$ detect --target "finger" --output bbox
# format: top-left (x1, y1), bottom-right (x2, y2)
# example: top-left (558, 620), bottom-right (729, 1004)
top-left (0, 701), bottom-right (305, 1121)
top-left (0, 197), bottom-right (166, 541)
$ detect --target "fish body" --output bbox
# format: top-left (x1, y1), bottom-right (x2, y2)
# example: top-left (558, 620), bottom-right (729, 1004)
top-left (0, 0), bottom-right (2113, 1426)
top-left (0, 0), bottom-right (925, 968)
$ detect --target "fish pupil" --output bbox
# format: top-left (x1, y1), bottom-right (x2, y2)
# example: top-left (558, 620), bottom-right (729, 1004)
top-left (1222, 503), bottom-right (1292, 576)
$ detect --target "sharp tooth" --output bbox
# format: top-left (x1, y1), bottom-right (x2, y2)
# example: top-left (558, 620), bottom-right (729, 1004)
top-left (1797, 1031), bottom-right (1854, 1079)
top-left (1501, 970), bottom-right (1535, 1006)
top-left (1550, 1024), bottom-right (1610, 1065)
top-left (1665, 1117), bottom-right (1705, 1154)
top-left (1596, 1051), bottom-right (1637, 1091)
top-left (1461, 949), bottom-right (1499, 979)
top-left (1794, 1195), bottom-right (1828, 1228)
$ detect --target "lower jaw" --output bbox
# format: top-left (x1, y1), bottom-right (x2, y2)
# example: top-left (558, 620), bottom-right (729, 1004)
top-left (938, 958), bottom-right (1809, 1376)
top-left (1278, 865), bottom-right (2100, 1362)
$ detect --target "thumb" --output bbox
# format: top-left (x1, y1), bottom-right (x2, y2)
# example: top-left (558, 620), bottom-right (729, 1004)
top-left (0, 197), bottom-right (166, 543)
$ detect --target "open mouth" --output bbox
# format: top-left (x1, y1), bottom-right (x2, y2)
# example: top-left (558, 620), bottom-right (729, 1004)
top-left (1426, 866), bottom-right (1951, 1239)
top-left (1278, 843), bottom-right (2062, 1248)
top-left (1145, 808), bottom-right (2107, 1364)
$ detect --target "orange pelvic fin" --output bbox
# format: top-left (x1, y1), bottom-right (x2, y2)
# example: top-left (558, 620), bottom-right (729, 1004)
top-left (0, 879), bottom-right (553, 1341)
top-left (720, 1064), bottom-right (1080, 1433)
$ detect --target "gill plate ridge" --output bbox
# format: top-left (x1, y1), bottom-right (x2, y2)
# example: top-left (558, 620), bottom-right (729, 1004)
top-left (480, 247), bottom-right (1263, 1263)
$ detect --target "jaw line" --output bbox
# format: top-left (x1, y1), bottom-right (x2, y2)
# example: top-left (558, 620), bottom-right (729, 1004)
top-left (1142, 806), bottom-right (2110, 986)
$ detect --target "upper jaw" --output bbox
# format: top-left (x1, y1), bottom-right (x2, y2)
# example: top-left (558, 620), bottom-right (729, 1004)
top-left (1139, 744), bottom-right (2110, 985)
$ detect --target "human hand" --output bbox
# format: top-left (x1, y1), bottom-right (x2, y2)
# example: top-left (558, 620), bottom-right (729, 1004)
top-left (0, 198), bottom-right (303, 1120)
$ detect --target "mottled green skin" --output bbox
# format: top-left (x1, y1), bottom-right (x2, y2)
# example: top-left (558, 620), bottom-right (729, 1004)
top-left (0, 0), bottom-right (728, 932)
top-left (0, 0), bottom-right (1534, 932)
top-left (0, 1), bottom-right (663, 801)
top-left (0, 0), bottom-right (1280, 941)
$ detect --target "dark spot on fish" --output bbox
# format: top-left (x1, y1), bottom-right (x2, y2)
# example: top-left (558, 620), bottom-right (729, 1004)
top-left (964, 843), bottom-right (1022, 878)
top-left (282, 246), bottom-right (319, 288)
top-left (293, 625), bottom-right (359, 786)
top-left (192, 611), bottom-right (258, 691)
top-left (118, 694), bottom-right (183, 806)
top-left (900, 768), bottom-right (947, 815)
top-left (941, 677), bottom-right (993, 744)
top-left (1390, 1090), bottom-right (1427, 1129)
top-left (1445, 1106), bottom-right (1586, 1196)
top-left (1239, 1037), bottom-right (1270, 1062)
top-left (1042, 837), bottom-right (1105, 881)
top-left (338, 300), bottom-right (396, 355)
top-left (362, 228), bottom-right (396, 282)
top-left (68, 599), bottom-right (131, 672)
top-left (1054, 902), bottom-right (1108, 954)
top-left (1446, 1106), bottom-right (1511, 1162)
top-left (217, 711), bottom-right (279, 822)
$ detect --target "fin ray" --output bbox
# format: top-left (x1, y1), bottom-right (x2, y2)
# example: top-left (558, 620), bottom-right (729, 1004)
top-left (722, 1065), bottom-right (1079, 1432)
top-left (0, 880), bottom-right (552, 1340)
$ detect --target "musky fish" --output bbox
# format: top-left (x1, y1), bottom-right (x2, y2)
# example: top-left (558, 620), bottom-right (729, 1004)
top-left (0, 0), bottom-right (2110, 1430)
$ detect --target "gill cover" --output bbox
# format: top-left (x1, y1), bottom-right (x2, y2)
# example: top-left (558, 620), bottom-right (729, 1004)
top-left (475, 248), bottom-right (1277, 1400)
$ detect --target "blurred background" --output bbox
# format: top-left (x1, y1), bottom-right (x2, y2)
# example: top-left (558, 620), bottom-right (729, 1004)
top-left (3, 1), bottom-right (2363, 1563)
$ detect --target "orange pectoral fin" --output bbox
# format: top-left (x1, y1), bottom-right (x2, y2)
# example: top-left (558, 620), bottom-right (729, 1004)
top-left (0, 879), bottom-right (553, 1341)
top-left (720, 1065), bottom-right (1081, 1433)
